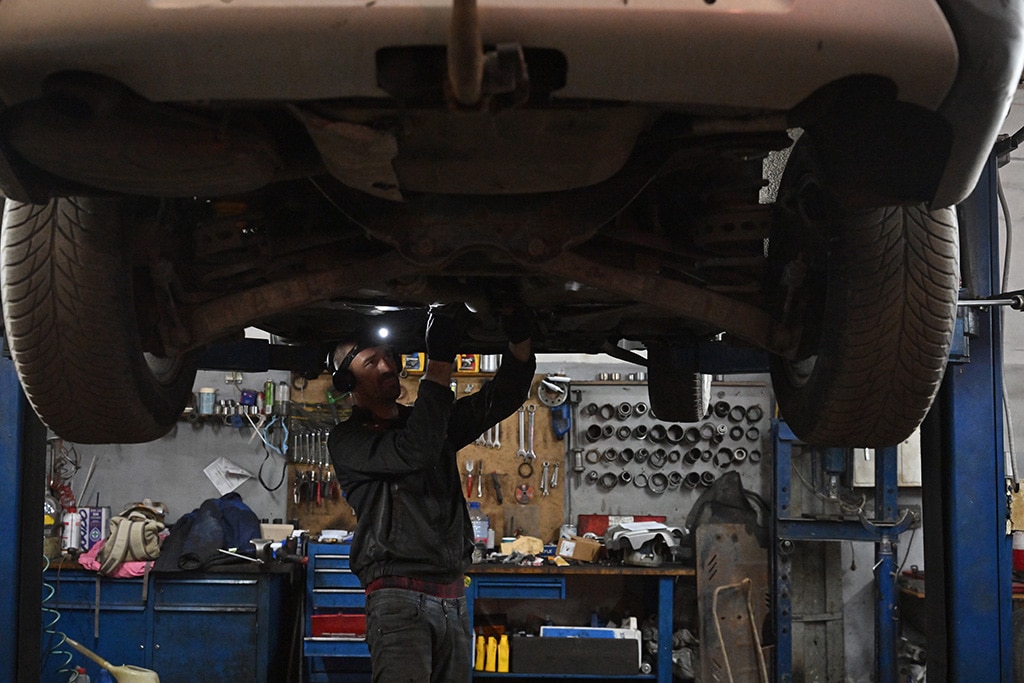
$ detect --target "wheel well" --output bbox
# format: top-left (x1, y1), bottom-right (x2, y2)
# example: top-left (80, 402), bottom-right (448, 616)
top-left (789, 76), bottom-right (952, 207)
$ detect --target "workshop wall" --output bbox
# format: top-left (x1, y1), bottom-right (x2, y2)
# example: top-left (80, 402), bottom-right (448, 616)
top-left (60, 370), bottom-right (294, 525)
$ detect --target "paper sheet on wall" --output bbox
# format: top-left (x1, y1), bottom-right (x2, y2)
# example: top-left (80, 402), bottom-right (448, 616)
top-left (203, 456), bottom-right (254, 495)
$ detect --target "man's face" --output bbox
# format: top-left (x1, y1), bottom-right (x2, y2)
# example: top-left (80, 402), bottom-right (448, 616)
top-left (348, 344), bottom-right (401, 404)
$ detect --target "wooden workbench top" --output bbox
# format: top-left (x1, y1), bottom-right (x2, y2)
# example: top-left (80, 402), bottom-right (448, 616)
top-left (466, 562), bottom-right (695, 577)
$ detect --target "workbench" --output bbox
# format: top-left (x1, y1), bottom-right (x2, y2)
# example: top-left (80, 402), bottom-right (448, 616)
top-left (40, 563), bottom-right (297, 683)
top-left (304, 540), bottom-right (693, 682)
top-left (467, 564), bottom-right (693, 681)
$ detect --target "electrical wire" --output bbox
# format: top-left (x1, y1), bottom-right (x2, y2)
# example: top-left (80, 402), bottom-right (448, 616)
top-left (997, 167), bottom-right (1020, 484)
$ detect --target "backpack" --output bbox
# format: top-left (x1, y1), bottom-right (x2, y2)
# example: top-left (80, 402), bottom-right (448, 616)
top-left (96, 508), bottom-right (165, 576)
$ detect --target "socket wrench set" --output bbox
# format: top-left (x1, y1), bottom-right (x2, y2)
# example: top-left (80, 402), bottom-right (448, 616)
top-left (570, 383), bottom-right (770, 497)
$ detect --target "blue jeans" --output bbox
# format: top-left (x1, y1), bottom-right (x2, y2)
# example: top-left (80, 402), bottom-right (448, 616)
top-left (365, 588), bottom-right (472, 683)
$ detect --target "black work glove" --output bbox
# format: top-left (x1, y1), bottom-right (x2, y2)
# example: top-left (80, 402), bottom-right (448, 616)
top-left (425, 303), bottom-right (468, 362)
top-left (499, 305), bottom-right (533, 344)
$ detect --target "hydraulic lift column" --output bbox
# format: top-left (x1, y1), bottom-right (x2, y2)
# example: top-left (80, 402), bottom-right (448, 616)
top-left (921, 153), bottom-right (1013, 681)
top-left (0, 347), bottom-right (45, 683)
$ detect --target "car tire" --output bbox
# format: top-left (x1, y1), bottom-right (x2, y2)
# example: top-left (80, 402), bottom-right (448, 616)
top-left (1, 197), bottom-right (197, 443)
top-left (647, 343), bottom-right (712, 423)
top-left (769, 136), bottom-right (959, 447)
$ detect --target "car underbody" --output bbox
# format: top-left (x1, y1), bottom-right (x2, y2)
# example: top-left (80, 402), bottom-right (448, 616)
top-left (0, 0), bottom-right (1020, 446)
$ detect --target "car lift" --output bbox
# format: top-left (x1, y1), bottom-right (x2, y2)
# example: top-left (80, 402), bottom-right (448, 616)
top-left (0, 153), bottom-right (1015, 681)
top-left (774, 151), bottom-right (1013, 681)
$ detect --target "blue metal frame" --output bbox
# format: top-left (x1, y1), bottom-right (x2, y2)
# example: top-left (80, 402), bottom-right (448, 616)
top-left (0, 354), bottom-right (26, 683)
top-left (920, 153), bottom-right (1011, 681)
top-left (773, 423), bottom-right (908, 683)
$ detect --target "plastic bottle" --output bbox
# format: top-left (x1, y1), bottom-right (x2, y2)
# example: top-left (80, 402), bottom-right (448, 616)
top-left (485, 636), bottom-right (498, 672)
top-left (474, 635), bottom-right (486, 671)
top-left (468, 502), bottom-right (489, 545)
top-left (497, 634), bottom-right (510, 672)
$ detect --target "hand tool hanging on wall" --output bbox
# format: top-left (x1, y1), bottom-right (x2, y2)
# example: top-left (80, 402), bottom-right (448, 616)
top-left (516, 406), bottom-right (527, 458)
top-left (466, 460), bottom-right (475, 498)
top-left (528, 405), bottom-right (536, 458)
top-left (491, 472), bottom-right (503, 504)
top-left (540, 462), bottom-right (550, 496)
top-left (550, 403), bottom-right (571, 440)
top-left (477, 460), bottom-right (484, 498)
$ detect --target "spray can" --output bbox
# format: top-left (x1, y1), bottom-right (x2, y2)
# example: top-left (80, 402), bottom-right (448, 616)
top-left (61, 511), bottom-right (81, 551)
top-left (275, 380), bottom-right (290, 414)
top-left (263, 379), bottom-right (275, 415)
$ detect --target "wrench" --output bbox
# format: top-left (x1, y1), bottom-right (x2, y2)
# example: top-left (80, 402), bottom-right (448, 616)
top-left (516, 406), bottom-right (527, 458)
top-left (493, 421), bottom-right (501, 450)
top-left (540, 462), bottom-right (550, 496)
top-left (526, 405), bottom-right (537, 460)
top-left (477, 460), bottom-right (483, 498)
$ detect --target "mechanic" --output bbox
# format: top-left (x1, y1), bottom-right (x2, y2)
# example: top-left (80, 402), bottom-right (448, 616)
top-left (327, 303), bottom-right (535, 682)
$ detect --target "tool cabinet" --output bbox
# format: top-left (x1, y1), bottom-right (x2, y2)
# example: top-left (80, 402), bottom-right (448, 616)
top-left (40, 566), bottom-right (293, 683)
top-left (304, 540), bottom-right (372, 682)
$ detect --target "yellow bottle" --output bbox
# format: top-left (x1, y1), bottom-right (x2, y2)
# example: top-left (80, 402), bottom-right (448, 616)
top-left (497, 634), bottom-right (510, 672)
top-left (485, 636), bottom-right (498, 672)
top-left (474, 635), bottom-right (485, 671)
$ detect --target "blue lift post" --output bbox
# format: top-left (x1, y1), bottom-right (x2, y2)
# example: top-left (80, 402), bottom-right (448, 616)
top-left (920, 153), bottom-right (1011, 681)
top-left (0, 349), bottom-right (45, 683)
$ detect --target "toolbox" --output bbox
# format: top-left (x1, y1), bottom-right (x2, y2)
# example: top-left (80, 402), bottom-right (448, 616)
top-left (510, 634), bottom-right (639, 675)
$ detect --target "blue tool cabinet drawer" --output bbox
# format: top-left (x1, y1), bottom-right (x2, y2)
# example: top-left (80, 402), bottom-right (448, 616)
top-left (315, 553), bottom-right (352, 570)
top-left (472, 576), bottom-right (566, 600)
top-left (314, 569), bottom-right (361, 589)
top-left (154, 577), bottom-right (259, 608)
top-left (51, 574), bottom-right (146, 606)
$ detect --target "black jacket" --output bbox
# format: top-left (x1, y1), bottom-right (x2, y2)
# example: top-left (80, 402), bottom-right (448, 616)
top-left (328, 351), bottom-right (535, 586)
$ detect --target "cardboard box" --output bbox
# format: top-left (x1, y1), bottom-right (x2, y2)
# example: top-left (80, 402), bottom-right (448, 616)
top-left (557, 535), bottom-right (602, 562)
top-left (510, 635), bottom-right (639, 675)
top-left (259, 523), bottom-right (294, 541)
top-left (577, 514), bottom-right (666, 537)
top-left (78, 506), bottom-right (110, 551)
